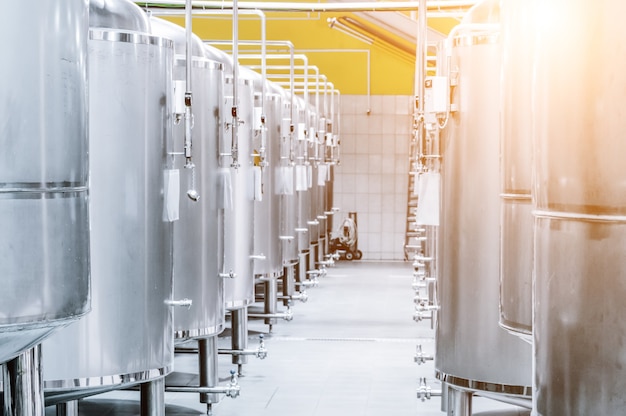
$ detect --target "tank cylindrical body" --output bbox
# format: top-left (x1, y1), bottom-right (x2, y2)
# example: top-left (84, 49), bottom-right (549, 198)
top-left (150, 17), bottom-right (225, 341)
top-left (43, 0), bottom-right (174, 390)
top-left (277, 89), bottom-right (298, 267)
top-left (499, 0), bottom-right (534, 338)
top-left (295, 101), bottom-right (312, 255)
top-left (249, 70), bottom-right (283, 280)
top-left (532, 1), bottom-right (626, 414)
top-left (0, 0), bottom-right (90, 365)
top-left (436, 3), bottom-right (531, 396)
top-left (222, 72), bottom-right (255, 309)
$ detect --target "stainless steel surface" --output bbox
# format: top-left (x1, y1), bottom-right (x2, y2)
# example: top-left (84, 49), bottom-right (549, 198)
top-left (230, 309), bottom-right (248, 367)
top-left (498, 0), bottom-right (533, 339)
top-left (150, 17), bottom-right (226, 342)
top-left (0, 0), bottom-right (90, 365)
top-left (532, 1), bottom-right (626, 414)
top-left (89, 0), bottom-right (148, 31)
top-left (3, 346), bottom-right (44, 416)
top-left (43, 2), bottom-right (174, 392)
top-left (198, 337), bottom-right (220, 404)
top-left (223, 74), bottom-right (255, 309)
top-left (447, 388), bottom-right (471, 416)
top-left (251, 77), bottom-right (283, 280)
top-left (436, 6), bottom-right (531, 394)
top-left (140, 378), bottom-right (165, 416)
top-left (55, 401), bottom-right (78, 416)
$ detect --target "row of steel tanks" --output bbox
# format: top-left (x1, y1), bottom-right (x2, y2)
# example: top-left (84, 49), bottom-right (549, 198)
top-left (425, 0), bottom-right (626, 414)
top-left (2, 1), bottom-right (340, 414)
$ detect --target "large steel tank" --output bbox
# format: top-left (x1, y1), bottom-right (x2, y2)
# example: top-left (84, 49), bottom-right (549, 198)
top-left (532, 1), bottom-right (626, 414)
top-left (277, 89), bottom-right (298, 267)
top-left (247, 69), bottom-right (283, 282)
top-left (498, 0), bottom-right (534, 339)
top-left (221, 68), bottom-right (255, 311)
top-left (0, 0), bottom-right (91, 366)
top-left (149, 17), bottom-right (225, 343)
top-left (43, 0), bottom-right (174, 395)
top-left (435, 0), bottom-right (531, 409)
top-left (295, 98), bottom-right (313, 284)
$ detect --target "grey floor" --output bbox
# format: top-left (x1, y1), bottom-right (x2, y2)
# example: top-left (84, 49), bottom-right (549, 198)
top-left (44, 261), bottom-right (530, 415)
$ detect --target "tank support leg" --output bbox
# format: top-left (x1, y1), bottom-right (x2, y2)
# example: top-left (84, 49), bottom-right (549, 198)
top-left (3, 345), bottom-right (44, 416)
top-left (199, 337), bottom-right (220, 406)
top-left (282, 265), bottom-right (295, 306)
top-left (140, 377), bottom-right (165, 416)
top-left (231, 307), bottom-right (249, 374)
top-left (447, 388), bottom-right (472, 416)
top-left (55, 401), bottom-right (78, 416)
top-left (264, 278), bottom-right (278, 328)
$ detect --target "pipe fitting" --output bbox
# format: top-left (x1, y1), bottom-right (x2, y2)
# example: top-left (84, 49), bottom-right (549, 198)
top-left (164, 298), bottom-right (193, 308)
top-left (416, 378), bottom-right (441, 402)
top-left (414, 345), bottom-right (434, 365)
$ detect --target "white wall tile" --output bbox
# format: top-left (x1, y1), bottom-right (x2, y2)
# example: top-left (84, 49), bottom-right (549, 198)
top-left (382, 95), bottom-right (396, 115)
top-left (396, 95), bottom-right (412, 115)
top-left (355, 193), bottom-right (370, 213)
top-left (367, 174), bottom-right (382, 194)
top-left (368, 154), bottom-right (382, 174)
top-left (355, 116), bottom-right (370, 135)
top-left (355, 137), bottom-right (369, 155)
top-left (356, 174), bottom-right (370, 194)
top-left (368, 194), bottom-right (381, 214)
top-left (355, 96), bottom-right (371, 115)
top-left (340, 133), bottom-right (357, 155)
top-left (370, 95), bottom-right (384, 115)
top-left (355, 155), bottom-right (369, 174)
top-left (395, 115), bottom-right (411, 134)
top-left (368, 135), bottom-right (383, 156)
top-left (369, 114), bottom-right (384, 135)
top-left (342, 114), bottom-right (357, 135)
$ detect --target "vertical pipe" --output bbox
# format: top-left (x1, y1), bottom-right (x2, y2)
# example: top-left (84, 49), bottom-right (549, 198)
top-left (140, 378), bottom-right (165, 416)
top-left (2, 346), bottom-right (44, 416)
top-left (415, 0), bottom-right (427, 163)
top-left (231, 0), bottom-right (240, 167)
top-left (198, 337), bottom-right (220, 405)
top-left (264, 279), bottom-right (278, 327)
top-left (184, 0), bottom-right (194, 166)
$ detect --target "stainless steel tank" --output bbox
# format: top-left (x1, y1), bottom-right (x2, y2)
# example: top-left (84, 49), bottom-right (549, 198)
top-left (43, 0), bottom-right (174, 394)
top-left (221, 70), bottom-right (255, 311)
top-left (435, 0), bottom-right (531, 408)
top-left (0, 0), bottom-right (90, 365)
top-left (307, 109), bottom-right (321, 273)
top-left (295, 98), bottom-right (313, 283)
top-left (247, 69), bottom-right (283, 282)
top-left (498, 0), bottom-right (534, 339)
top-left (277, 88), bottom-right (298, 269)
top-left (532, 1), bottom-right (626, 414)
top-left (149, 17), bottom-right (225, 343)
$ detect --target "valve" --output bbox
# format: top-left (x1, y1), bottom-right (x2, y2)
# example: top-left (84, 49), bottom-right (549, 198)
top-left (220, 270), bottom-right (237, 279)
top-left (416, 377), bottom-right (432, 401)
top-left (256, 335), bottom-right (268, 360)
top-left (225, 369), bottom-right (241, 398)
top-left (414, 345), bottom-right (434, 365)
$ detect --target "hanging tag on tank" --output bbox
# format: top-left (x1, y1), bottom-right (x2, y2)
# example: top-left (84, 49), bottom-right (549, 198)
top-left (163, 169), bottom-right (180, 222)
top-left (297, 123), bottom-right (306, 141)
top-left (307, 164), bottom-right (313, 188)
top-left (254, 107), bottom-right (264, 133)
top-left (173, 80), bottom-right (186, 118)
top-left (317, 164), bottom-right (327, 187)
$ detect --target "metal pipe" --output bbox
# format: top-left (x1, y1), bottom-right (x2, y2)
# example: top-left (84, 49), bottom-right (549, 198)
top-left (55, 401), bottom-right (78, 416)
top-left (3, 346), bottom-right (44, 416)
top-left (184, 0), bottom-right (194, 168)
top-left (140, 378), bottom-right (165, 416)
top-left (230, 307), bottom-right (248, 374)
top-left (415, 0), bottom-right (427, 163)
top-left (137, 1), bottom-right (478, 12)
top-left (231, 0), bottom-right (240, 169)
top-left (198, 337), bottom-right (219, 405)
top-left (447, 388), bottom-right (472, 416)
top-left (165, 370), bottom-right (239, 398)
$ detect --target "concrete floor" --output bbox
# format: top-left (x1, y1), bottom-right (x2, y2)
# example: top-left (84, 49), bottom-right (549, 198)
top-left (43, 261), bottom-right (530, 415)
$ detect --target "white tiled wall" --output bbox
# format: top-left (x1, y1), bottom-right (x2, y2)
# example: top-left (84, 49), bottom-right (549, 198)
top-left (333, 95), bottom-right (412, 260)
